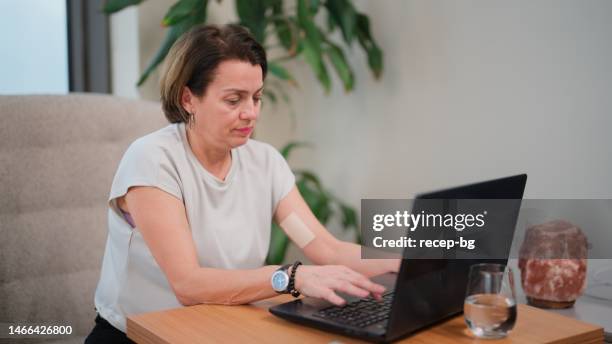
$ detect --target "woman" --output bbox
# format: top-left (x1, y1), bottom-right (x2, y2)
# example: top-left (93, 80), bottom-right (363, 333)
top-left (86, 24), bottom-right (398, 343)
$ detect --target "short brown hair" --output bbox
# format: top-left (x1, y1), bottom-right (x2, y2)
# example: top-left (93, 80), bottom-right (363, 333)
top-left (159, 24), bottom-right (267, 123)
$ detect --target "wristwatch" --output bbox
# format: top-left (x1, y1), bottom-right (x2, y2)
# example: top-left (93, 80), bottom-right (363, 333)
top-left (271, 261), bottom-right (302, 297)
top-left (271, 264), bottom-right (291, 293)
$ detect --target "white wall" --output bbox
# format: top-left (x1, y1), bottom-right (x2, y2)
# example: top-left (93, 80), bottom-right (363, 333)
top-left (110, 0), bottom-right (612, 237)
top-left (110, 6), bottom-right (140, 99)
top-left (274, 0), bottom-right (612, 202)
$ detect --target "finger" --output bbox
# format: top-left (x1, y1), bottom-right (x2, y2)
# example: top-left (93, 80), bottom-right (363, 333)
top-left (333, 280), bottom-right (370, 299)
top-left (324, 289), bottom-right (346, 306)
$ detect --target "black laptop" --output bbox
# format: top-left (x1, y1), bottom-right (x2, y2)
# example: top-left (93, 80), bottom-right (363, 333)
top-left (269, 174), bottom-right (527, 343)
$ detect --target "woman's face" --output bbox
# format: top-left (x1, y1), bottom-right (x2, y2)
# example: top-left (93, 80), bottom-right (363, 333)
top-left (183, 59), bottom-right (264, 150)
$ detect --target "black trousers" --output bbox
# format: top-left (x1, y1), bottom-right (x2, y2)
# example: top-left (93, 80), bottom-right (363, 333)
top-left (85, 314), bottom-right (135, 344)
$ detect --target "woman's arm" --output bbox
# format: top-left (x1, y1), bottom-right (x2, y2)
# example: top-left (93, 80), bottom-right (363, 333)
top-left (274, 187), bottom-right (400, 277)
top-left (123, 186), bottom-right (279, 306)
top-left (122, 185), bottom-right (385, 307)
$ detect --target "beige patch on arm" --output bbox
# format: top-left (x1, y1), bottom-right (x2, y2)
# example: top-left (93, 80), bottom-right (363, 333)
top-left (279, 212), bottom-right (315, 248)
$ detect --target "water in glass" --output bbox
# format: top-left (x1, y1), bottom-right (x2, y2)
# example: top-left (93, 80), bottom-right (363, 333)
top-left (464, 263), bottom-right (517, 339)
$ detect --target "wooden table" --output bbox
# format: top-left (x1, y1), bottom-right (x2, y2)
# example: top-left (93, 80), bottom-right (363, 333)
top-left (127, 295), bottom-right (604, 344)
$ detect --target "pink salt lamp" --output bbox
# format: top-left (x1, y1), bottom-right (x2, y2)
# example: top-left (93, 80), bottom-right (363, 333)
top-left (518, 220), bottom-right (588, 308)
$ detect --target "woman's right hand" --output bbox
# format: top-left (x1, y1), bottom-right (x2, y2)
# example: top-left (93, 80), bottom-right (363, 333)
top-left (293, 265), bottom-right (386, 306)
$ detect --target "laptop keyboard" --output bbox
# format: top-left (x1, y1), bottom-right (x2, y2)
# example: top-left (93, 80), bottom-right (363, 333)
top-left (313, 292), bottom-right (394, 328)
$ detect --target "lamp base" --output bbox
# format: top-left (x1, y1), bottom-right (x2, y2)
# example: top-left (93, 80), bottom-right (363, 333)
top-left (527, 297), bottom-right (575, 309)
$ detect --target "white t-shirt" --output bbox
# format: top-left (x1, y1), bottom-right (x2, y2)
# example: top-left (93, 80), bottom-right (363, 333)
top-left (94, 122), bottom-right (295, 332)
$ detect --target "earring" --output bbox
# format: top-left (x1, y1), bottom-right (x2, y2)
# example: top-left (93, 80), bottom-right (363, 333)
top-left (188, 111), bottom-right (195, 127)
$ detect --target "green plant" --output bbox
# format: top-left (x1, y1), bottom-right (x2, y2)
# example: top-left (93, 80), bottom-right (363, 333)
top-left (103, 0), bottom-right (381, 263)
top-left (103, 0), bottom-right (382, 97)
top-left (267, 142), bottom-right (360, 264)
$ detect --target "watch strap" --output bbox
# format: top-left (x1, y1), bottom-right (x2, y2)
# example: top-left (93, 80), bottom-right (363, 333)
top-left (288, 261), bottom-right (302, 297)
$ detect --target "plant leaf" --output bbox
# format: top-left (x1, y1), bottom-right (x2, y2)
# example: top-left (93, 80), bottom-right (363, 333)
top-left (268, 62), bottom-right (296, 85)
top-left (264, 79), bottom-right (292, 107)
top-left (297, 0), bottom-right (331, 91)
top-left (138, 4), bottom-right (207, 86)
top-left (355, 13), bottom-right (383, 79)
top-left (296, 179), bottom-right (316, 207)
top-left (162, 0), bottom-right (204, 27)
top-left (266, 223), bottom-right (290, 264)
top-left (365, 44), bottom-right (383, 80)
top-left (102, 0), bottom-right (145, 14)
top-left (325, 40), bottom-right (354, 91)
top-left (301, 40), bottom-right (331, 92)
top-left (263, 88), bottom-right (277, 104)
top-left (307, 0), bottom-right (320, 14)
top-left (137, 27), bottom-right (183, 86)
top-left (324, 0), bottom-right (356, 45)
top-left (275, 20), bottom-right (293, 50)
top-left (297, 178), bottom-right (332, 224)
top-left (295, 170), bottom-right (324, 191)
top-left (279, 141), bottom-right (310, 159)
top-left (326, 11), bottom-right (337, 32)
top-left (236, 0), bottom-right (267, 43)
top-left (339, 203), bottom-right (358, 231)
top-left (315, 199), bottom-right (333, 224)
top-left (270, 1), bottom-right (293, 50)
top-left (297, 0), bottom-right (321, 54)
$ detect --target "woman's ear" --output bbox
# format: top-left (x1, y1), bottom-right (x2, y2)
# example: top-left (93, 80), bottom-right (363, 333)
top-left (181, 86), bottom-right (194, 113)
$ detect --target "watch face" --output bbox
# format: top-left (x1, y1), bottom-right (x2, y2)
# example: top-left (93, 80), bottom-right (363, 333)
top-left (271, 270), bottom-right (289, 292)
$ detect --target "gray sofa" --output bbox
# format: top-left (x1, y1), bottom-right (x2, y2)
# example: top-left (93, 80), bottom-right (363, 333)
top-left (0, 94), bottom-right (166, 343)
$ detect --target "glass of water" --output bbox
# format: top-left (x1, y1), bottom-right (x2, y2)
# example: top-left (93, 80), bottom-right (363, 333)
top-left (464, 263), bottom-right (517, 339)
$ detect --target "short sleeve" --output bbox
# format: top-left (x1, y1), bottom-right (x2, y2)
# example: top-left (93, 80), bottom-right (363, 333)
top-left (270, 146), bottom-right (295, 210)
top-left (108, 137), bottom-right (183, 218)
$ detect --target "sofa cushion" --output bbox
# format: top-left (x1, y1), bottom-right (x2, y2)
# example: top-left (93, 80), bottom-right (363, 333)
top-left (0, 93), bottom-right (167, 339)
